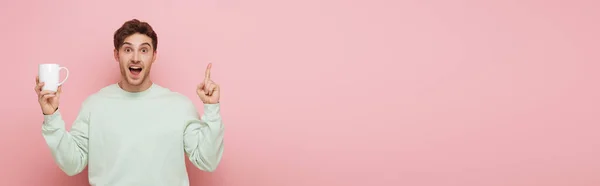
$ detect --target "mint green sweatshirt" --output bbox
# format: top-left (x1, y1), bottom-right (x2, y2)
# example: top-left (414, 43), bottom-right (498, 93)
top-left (41, 83), bottom-right (224, 186)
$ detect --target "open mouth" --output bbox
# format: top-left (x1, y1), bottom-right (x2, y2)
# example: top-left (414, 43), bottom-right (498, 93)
top-left (129, 66), bottom-right (142, 76)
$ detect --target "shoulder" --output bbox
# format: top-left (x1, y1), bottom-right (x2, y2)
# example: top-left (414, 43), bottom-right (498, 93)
top-left (152, 84), bottom-right (197, 108)
top-left (153, 85), bottom-right (200, 117)
top-left (77, 84), bottom-right (116, 107)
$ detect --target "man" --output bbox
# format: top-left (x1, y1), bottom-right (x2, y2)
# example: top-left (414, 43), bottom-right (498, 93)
top-left (34, 19), bottom-right (224, 186)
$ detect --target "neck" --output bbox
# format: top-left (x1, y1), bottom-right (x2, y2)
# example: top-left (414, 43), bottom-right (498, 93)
top-left (118, 79), bottom-right (153, 92)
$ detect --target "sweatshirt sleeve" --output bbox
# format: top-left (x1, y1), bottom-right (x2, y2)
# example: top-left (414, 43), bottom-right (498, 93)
top-left (41, 101), bottom-right (91, 176)
top-left (183, 103), bottom-right (225, 172)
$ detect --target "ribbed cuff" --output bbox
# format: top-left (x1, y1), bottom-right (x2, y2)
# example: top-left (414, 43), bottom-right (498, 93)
top-left (43, 109), bottom-right (61, 125)
top-left (203, 103), bottom-right (221, 121)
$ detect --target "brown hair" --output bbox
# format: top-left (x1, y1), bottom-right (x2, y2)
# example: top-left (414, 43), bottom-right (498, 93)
top-left (113, 19), bottom-right (158, 51)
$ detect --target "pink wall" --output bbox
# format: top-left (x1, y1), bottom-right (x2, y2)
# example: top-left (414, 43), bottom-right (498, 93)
top-left (1, 0), bottom-right (599, 185)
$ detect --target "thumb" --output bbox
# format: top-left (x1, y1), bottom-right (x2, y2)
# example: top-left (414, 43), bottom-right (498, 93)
top-left (197, 90), bottom-right (209, 102)
top-left (57, 86), bottom-right (63, 97)
top-left (197, 84), bottom-right (207, 98)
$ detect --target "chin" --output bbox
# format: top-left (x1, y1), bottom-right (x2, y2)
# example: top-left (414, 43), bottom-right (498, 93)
top-left (125, 75), bottom-right (145, 85)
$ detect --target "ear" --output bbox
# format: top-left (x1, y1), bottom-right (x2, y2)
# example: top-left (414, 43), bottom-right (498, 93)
top-left (152, 50), bottom-right (157, 63)
top-left (113, 49), bottom-right (119, 62)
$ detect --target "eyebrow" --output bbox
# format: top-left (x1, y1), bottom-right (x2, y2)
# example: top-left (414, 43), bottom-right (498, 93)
top-left (122, 42), bottom-right (152, 48)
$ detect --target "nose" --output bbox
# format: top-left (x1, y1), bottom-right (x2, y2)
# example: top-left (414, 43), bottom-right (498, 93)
top-left (131, 52), bottom-right (141, 63)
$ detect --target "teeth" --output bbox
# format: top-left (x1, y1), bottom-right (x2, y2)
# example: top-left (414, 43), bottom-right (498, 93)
top-left (130, 67), bottom-right (142, 69)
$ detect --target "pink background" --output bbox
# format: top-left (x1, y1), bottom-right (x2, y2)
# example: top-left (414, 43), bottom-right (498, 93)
top-left (1, 0), bottom-right (599, 185)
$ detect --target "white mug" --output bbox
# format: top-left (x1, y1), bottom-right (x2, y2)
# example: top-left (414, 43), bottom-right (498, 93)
top-left (39, 64), bottom-right (69, 92)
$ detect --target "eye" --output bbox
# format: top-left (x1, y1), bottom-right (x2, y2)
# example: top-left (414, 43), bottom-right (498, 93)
top-left (124, 48), bottom-right (132, 52)
top-left (141, 48), bottom-right (148, 53)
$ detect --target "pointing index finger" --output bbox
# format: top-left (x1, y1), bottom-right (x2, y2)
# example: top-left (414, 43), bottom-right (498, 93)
top-left (205, 63), bottom-right (212, 80)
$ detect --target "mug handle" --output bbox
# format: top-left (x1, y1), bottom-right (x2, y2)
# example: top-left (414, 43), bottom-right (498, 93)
top-left (57, 67), bottom-right (69, 86)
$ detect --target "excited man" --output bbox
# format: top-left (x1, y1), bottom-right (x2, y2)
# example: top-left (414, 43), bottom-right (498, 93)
top-left (34, 19), bottom-right (224, 186)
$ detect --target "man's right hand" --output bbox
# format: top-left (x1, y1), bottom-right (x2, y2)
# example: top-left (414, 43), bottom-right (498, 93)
top-left (35, 76), bottom-right (62, 115)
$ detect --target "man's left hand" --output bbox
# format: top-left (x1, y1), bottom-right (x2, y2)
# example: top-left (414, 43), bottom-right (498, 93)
top-left (197, 63), bottom-right (220, 104)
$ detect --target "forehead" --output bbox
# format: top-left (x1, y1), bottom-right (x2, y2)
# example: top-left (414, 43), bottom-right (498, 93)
top-left (122, 33), bottom-right (153, 46)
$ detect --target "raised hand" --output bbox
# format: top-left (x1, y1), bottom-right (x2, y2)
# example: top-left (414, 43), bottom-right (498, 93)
top-left (35, 76), bottom-right (62, 115)
top-left (196, 63), bottom-right (220, 104)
